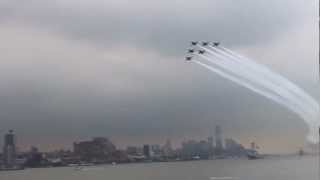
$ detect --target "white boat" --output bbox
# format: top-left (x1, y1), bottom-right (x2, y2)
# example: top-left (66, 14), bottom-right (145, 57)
top-left (246, 149), bottom-right (263, 160)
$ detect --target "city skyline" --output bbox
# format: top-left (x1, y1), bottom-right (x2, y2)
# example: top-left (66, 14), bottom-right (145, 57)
top-left (0, 127), bottom-right (302, 155)
top-left (1, 127), bottom-right (266, 170)
top-left (0, 127), bottom-right (257, 154)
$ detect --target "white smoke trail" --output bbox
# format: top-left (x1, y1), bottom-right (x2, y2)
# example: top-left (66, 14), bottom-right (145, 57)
top-left (193, 48), bottom-right (319, 142)
top-left (216, 46), bottom-right (319, 112)
top-left (194, 60), bottom-right (310, 120)
top-left (198, 51), bottom-right (313, 117)
top-left (207, 46), bottom-right (320, 141)
top-left (200, 45), bottom-right (316, 114)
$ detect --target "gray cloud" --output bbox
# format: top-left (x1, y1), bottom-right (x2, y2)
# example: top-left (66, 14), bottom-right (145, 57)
top-left (0, 0), bottom-right (314, 55)
top-left (0, 0), bottom-right (317, 153)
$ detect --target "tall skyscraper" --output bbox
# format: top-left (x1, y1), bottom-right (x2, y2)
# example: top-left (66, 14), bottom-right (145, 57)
top-left (3, 130), bottom-right (16, 167)
top-left (208, 136), bottom-right (214, 148)
top-left (207, 136), bottom-right (214, 158)
top-left (143, 144), bottom-right (151, 158)
top-left (215, 125), bottom-right (223, 150)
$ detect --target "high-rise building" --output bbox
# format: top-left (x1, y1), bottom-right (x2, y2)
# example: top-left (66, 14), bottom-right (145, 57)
top-left (150, 144), bottom-right (161, 156)
top-left (3, 130), bottom-right (16, 167)
top-left (207, 136), bottom-right (214, 149)
top-left (143, 145), bottom-right (151, 158)
top-left (215, 125), bottom-right (223, 150)
top-left (207, 136), bottom-right (214, 158)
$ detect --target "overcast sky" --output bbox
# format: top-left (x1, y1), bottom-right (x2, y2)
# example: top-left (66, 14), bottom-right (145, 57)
top-left (0, 0), bottom-right (318, 153)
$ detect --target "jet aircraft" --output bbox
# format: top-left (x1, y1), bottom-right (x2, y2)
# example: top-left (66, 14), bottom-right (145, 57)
top-left (213, 42), bottom-right (220, 46)
top-left (188, 49), bottom-right (195, 53)
top-left (191, 41), bottom-right (198, 46)
top-left (202, 42), bottom-right (209, 46)
top-left (185, 56), bottom-right (193, 61)
top-left (198, 50), bottom-right (205, 54)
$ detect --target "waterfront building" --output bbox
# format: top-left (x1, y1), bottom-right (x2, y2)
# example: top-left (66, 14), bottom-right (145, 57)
top-left (215, 126), bottom-right (223, 149)
top-left (215, 126), bottom-right (223, 155)
top-left (181, 139), bottom-right (211, 160)
top-left (150, 144), bottom-right (161, 157)
top-left (126, 146), bottom-right (143, 155)
top-left (207, 136), bottom-right (214, 158)
top-left (0, 153), bottom-right (3, 166)
top-left (73, 137), bottom-right (116, 162)
top-left (162, 139), bottom-right (174, 158)
top-left (143, 144), bottom-right (151, 158)
top-left (25, 146), bottom-right (47, 167)
top-left (2, 130), bottom-right (16, 168)
top-left (224, 138), bottom-right (246, 157)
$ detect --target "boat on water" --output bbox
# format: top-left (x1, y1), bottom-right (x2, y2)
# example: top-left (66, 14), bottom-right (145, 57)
top-left (246, 149), bottom-right (263, 160)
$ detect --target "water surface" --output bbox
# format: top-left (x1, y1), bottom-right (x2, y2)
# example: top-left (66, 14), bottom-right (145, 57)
top-left (0, 156), bottom-right (317, 180)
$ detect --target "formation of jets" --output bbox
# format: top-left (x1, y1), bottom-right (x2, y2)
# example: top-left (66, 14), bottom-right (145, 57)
top-left (186, 41), bottom-right (220, 61)
top-left (190, 41), bottom-right (220, 47)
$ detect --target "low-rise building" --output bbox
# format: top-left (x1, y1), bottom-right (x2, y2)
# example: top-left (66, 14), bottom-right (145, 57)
top-left (73, 137), bottom-right (116, 163)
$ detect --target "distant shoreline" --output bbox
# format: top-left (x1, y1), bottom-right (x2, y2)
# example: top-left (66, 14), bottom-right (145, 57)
top-left (1, 154), bottom-right (315, 172)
